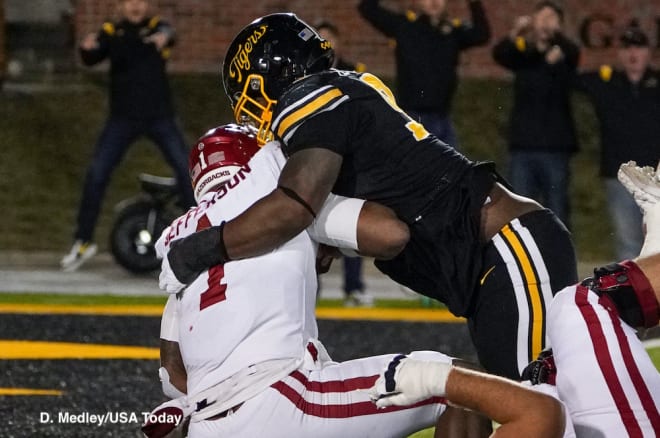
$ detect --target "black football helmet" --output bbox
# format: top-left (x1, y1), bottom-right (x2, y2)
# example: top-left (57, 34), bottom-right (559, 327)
top-left (222, 13), bottom-right (335, 144)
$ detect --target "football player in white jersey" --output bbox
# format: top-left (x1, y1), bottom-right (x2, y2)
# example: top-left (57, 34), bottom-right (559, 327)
top-left (143, 125), bottom-right (566, 438)
top-left (374, 161), bottom-right (660, 437)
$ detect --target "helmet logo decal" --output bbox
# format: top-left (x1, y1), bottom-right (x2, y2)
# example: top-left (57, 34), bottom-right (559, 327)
top-left (298, 27), bottom-right (314, 41)
top-left (227, 25), bottom-right (268, 85)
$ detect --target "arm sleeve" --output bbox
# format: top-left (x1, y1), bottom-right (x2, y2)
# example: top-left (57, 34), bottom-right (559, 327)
top-left (457, 0), bottom-right (491, 49)
top-left (153, 18), bottom-right (177, 47)
top-left (358, 0), bottom-right (406, 38)
top-left (492, 37), bottom-right (525, 70)
top-left (307, 194), bottom-right (365, 251)
top-left (79, 27), bottom-right (110, 66)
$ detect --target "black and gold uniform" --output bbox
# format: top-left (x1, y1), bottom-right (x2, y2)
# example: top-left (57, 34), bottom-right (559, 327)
top-left (273, 70), bottom-right (577, 378)
top-left (80, 16), bottom-right (176, 119)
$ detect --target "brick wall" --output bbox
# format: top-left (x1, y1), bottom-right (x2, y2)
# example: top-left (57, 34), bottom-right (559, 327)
top-left (74, 0), bottom-right (660, 77)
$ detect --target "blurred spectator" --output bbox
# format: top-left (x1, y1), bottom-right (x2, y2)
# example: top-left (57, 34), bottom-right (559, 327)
top-left (315, 19), bottom-right (372, 307)
top-left (492, 1), bottom-right (579, 228)
top-left (358, 0), bottom-right (490, 147)
top-left (61, 0), bottom-right (194, 272)
top-left (315, 19), bottom-right (367, 73)
top-left (573, 22), bottom-right (660, 259)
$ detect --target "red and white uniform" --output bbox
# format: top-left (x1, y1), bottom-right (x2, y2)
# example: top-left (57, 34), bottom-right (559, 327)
top-left (548, 284), bottom-right (660, 437)
top-left (156, 142), bottom-right (448, 437)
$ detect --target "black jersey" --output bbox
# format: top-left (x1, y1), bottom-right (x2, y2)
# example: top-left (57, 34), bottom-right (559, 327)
top-left (80, 17), bottom-right (175, 119)
top-left (272, 70), bottom-right (496, 315)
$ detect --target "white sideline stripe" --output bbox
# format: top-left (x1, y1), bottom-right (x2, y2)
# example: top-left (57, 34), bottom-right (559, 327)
top-left (642, 338), bottom-right (660, 349)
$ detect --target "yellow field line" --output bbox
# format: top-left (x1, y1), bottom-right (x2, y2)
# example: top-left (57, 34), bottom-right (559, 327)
top-left (0, 387), bottom-right (63, 396)
top-left (0, 340), bottom-right (159, 359)
top-left (0, 303), bottom-right (464, 323)
top-left (0, 303), bottom-right (165, 316)
top-left (315, 307), bottom-right (464, 323)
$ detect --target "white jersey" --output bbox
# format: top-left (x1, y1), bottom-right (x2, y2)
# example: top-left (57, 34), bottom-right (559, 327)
top-left (156, 142), bottom-right (319, 400)
top-left (548, 284), bottom-right (660, 437)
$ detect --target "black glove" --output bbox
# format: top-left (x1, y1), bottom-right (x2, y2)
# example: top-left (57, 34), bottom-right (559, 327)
top-left (167, 223), bottom-right (229, 285)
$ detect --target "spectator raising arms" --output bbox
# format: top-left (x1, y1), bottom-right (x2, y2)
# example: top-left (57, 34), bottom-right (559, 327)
top-left (492, 1), bottom-right (579, 228)
top-left (61, 0), bottom-right (194, 272)
top-left (359, 0), bottom-right (490, 147)
top-left (573, 21), bottom-right (660, 260)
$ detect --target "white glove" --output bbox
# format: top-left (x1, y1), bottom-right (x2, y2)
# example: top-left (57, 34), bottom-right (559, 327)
top-left (368, 355), bottom-right (452, 408)
top-left (618, 161), bottom-right (660, 257)
top-left (159, 255), bottom-right (186, 294)
top-left (617, 161), bottom-right (660, 211)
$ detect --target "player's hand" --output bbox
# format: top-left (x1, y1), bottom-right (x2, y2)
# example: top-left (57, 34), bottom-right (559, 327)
top-left (159, 253), bottom-right (186, 294)
top-left (163, 224), bottom-right (228, 289)
top-left (510, 15), bottom-right (532, 39)
top-left (368, 355), bottom-right (452, 408)
top-left (618, 161), bottom-right (660, 211)
top-left (80, 32), bottom-right (99, 50)
top-left (545, 45), bottom-right (564, 64)
top-left (316, 244), bottom-right (341, 274)
top-left (144, 31), bottom-right (169, 50)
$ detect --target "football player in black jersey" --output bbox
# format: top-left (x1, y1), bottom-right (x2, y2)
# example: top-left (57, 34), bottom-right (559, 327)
top-left (165, 13), bottom-right (577, 381)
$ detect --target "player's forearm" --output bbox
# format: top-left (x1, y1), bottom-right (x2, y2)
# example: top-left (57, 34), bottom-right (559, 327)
top-left (224, 189), bottom-right (314, 260)
top-left (445, 368), bottom-right (565, 438)
top-left (633, 253), bottom-right (660, 306)
top-left (356, 201), bottom-right (409, 259)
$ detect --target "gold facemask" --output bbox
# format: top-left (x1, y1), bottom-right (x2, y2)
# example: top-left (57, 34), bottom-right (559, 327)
top-left (233, 74), bottom-right (276, 145)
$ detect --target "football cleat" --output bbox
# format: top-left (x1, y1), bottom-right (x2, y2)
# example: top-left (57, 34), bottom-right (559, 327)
top-left (60, 240), bottom-right (98, 272)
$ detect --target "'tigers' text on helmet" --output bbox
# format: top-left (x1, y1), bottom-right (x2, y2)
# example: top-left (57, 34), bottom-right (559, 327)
top-left (228, 25), bottom-right (268, 84)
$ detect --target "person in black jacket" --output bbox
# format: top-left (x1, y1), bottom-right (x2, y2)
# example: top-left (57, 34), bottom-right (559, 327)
top-left (61, 0), bottom-right (194, 272)
top-left (492, 1), bottom-right (579, 228)
top-left (574, 23), bottom-right (660, 260)
top-left (358, 0), bottom-right (490, 148)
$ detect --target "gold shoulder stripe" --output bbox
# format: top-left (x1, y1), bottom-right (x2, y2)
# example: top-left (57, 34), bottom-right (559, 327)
top-left (148, 16), bottom-right (161, 29)
top-left (515, 36), bottom-right (526, 52)
top-left (405, 10), bottom-right (417, 22)
top-left (102, 22), bottom-right (115, 35)
top-left (276, 88), bottom-right (344, 139)
top-left (599, 65), bottom-right (613, 82)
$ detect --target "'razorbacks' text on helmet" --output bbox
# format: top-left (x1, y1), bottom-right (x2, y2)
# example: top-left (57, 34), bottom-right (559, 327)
top-left (189, 124), bottom-right (261, 203)
top-left (222, 13), bottom-right (334, 144)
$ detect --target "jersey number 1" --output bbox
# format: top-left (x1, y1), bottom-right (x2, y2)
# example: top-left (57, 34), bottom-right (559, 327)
top-left (197, 214), bottom-right (227, 310)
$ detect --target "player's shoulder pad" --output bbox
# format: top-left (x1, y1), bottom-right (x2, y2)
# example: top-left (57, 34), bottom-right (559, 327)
top-left (599, 64), bottom-right (613, 82)
top-left (274, 72), bottom-right (348, 140)
top-left (102, 22), bottom-right (115, 36)
top-left (405, 10), bottom-right (417, 22)
top-left (277, 72), bottom-right (341, 109)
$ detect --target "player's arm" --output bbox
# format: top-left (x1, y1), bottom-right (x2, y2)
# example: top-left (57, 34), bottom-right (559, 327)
top-left (457, 0), bottom-right (491, 48)
top-left (224, 146), bottom-right (341, 258)
top-left (371, 356), bottom-right (565, 438)
top-left (164, 147), bottom-right (341, 286)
